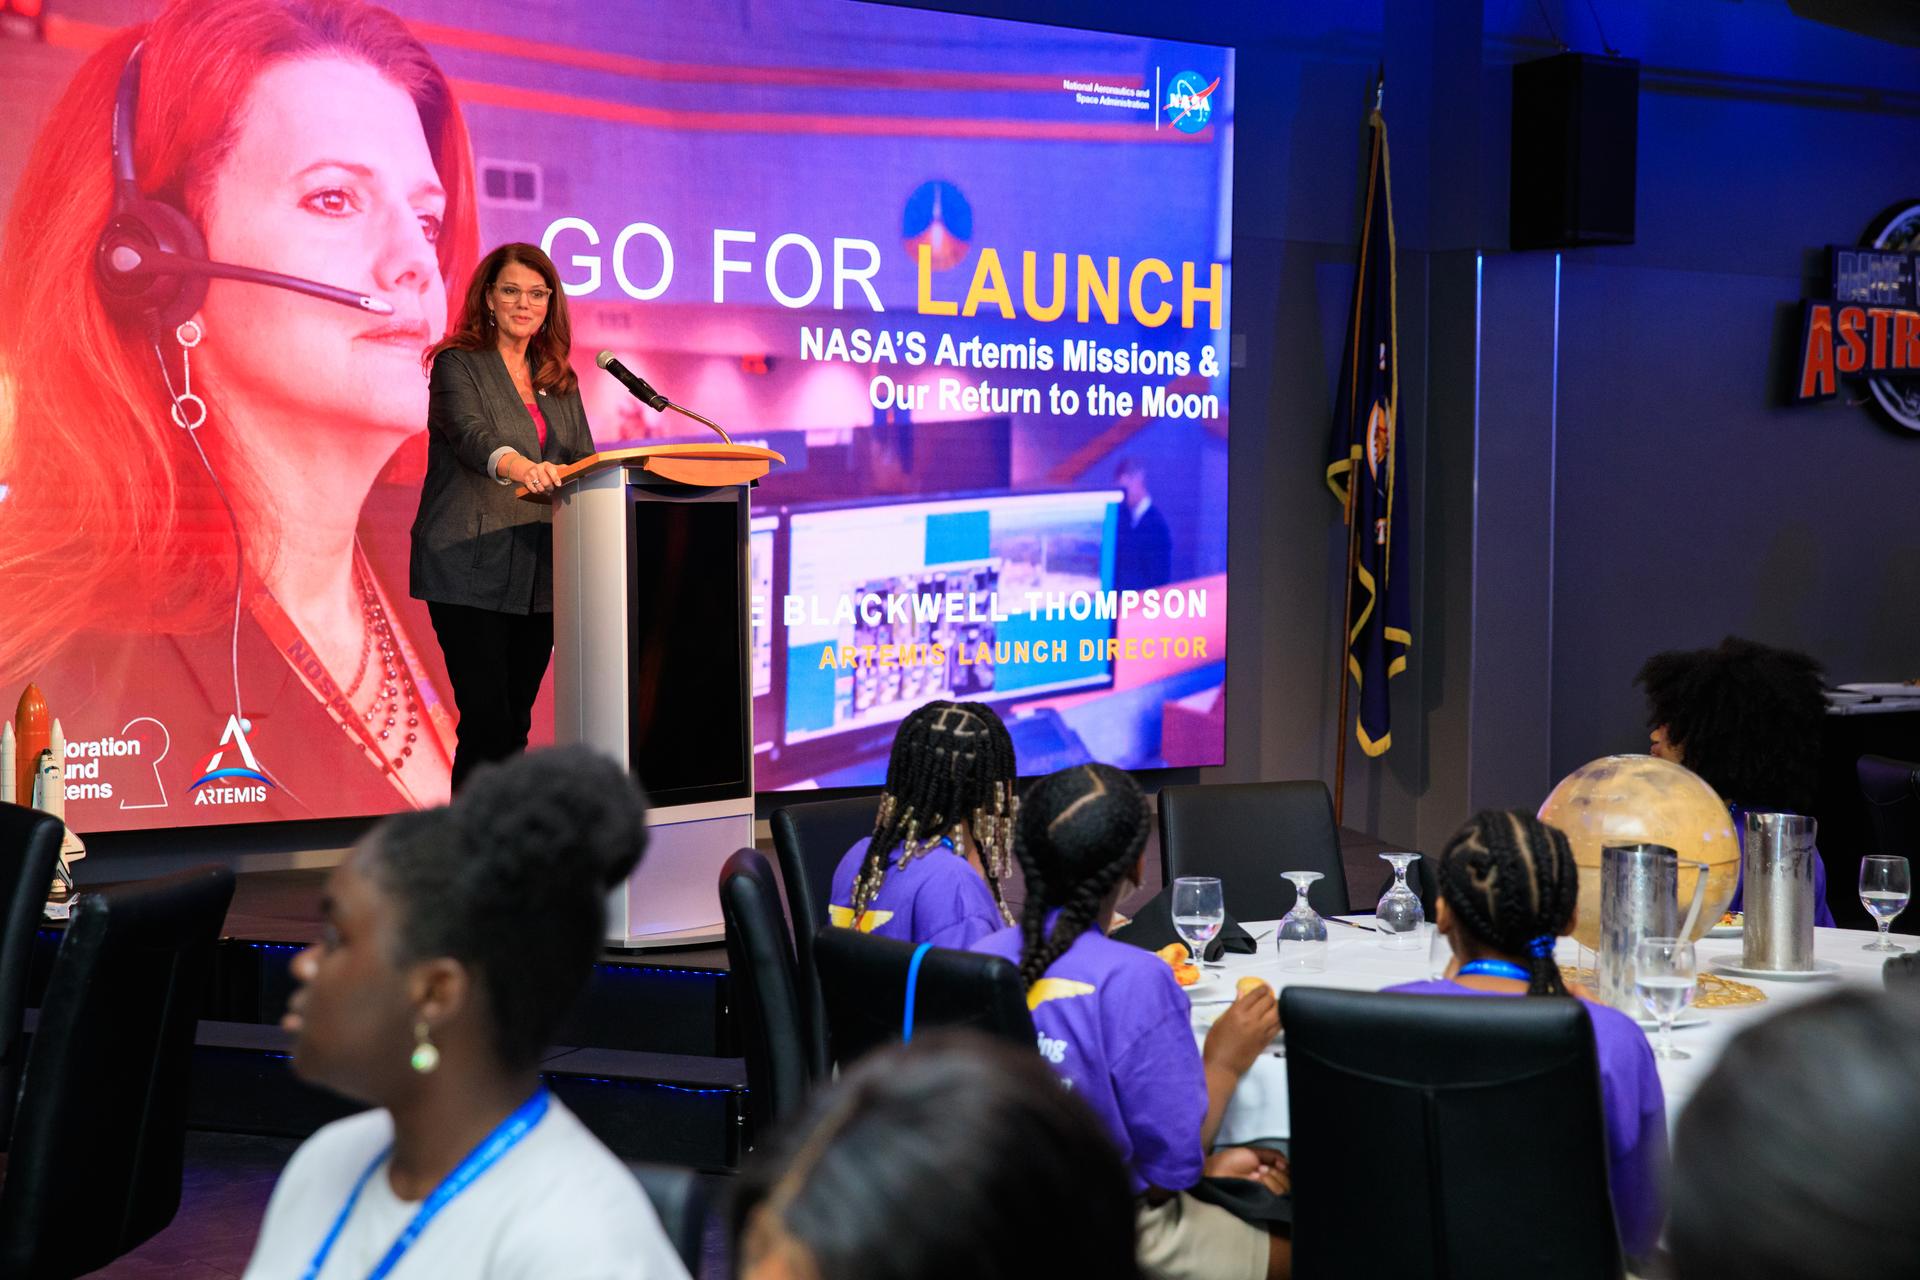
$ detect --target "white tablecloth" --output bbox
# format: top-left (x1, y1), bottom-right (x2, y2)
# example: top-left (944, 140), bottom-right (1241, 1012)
top-left (1196, 921), bottom-right (1896, 1147)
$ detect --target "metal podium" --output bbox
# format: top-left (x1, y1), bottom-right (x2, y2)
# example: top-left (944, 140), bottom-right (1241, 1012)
top-left (526, 444), bottom-right (783, 946)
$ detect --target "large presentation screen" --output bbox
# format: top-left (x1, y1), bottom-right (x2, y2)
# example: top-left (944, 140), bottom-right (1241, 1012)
top-left (0, 0), bottom-right (1232, 830)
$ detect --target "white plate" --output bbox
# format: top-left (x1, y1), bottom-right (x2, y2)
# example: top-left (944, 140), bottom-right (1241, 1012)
top-left (1710, 958), bottom-right (1844, 981)
top-left (1706, 916), bottom-right (1744, 939)
top-left (1634, 1015), bottom-right (1708, 1031)
top-left (1837, 682), bottom-right (1920, 697)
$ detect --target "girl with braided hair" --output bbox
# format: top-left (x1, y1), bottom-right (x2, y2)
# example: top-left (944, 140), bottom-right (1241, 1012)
top-left (827, 700), bottom-right (1017, 948)
top-left (247, 745), bottom-right (689, 1278)
top-left (1384, 809), bottom-right (1668, 1262)
top-left (973, 764), bottom-right (1290, 1280)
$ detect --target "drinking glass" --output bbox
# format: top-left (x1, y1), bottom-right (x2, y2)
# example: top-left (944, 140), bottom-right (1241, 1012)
top-left (1375, 853), bottom-right (1425, 950)
top-left (1277, 871), bottom-right (1328, 972)
top-left (1860, 855), bottom-right (1912, 952)
top-left (1172, 876), bottom-right (1226, 969)
top-left (1634, 936), bottom-right (1696, 1061)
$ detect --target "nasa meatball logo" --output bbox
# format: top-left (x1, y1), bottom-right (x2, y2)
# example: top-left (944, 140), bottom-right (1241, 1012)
top-left (188, 715), bottom-right (275, 806)
top-left (1163, 71), bottom-right (1218, 134)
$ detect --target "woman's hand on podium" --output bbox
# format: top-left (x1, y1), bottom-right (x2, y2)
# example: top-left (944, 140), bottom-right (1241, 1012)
top-left (504, 453), bottom-right (567, 495)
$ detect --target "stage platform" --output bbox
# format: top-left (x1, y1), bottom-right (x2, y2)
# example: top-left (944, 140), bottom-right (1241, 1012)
top-left (30, 869), bottom-right (751, 1171)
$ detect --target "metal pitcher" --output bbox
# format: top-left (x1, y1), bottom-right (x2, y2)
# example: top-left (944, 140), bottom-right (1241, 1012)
top-left (1598, 843), bottom-right (1712, 1015)
top-left (1742, 811), bottom-right (1818, 973)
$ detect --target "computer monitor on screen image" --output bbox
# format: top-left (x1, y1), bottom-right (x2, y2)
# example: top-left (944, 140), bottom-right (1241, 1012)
top-left (771, 490), bottom-right (1120, 778)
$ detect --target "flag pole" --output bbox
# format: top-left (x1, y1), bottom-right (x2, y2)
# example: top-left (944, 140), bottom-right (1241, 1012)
top-left (1332, 70), bottom-right (1383, 829)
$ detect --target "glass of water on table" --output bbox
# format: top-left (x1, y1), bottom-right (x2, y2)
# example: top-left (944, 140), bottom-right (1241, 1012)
top-left (1860, 855), bottom-right (1912, 953)
top-left (1634, 936), bottom-right (1696, 1061)
top-left (1172, 876), bottom-right (1226, 970)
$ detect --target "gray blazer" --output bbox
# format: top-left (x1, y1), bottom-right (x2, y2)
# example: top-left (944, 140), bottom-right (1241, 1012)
top-left (409, 345), bottom-right (595, 614)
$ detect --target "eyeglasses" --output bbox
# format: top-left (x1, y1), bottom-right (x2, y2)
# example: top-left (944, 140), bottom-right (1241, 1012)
top-left (493, 284), bottom-right (553, 306)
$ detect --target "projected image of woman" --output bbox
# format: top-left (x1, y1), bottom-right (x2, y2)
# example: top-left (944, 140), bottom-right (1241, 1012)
top-left (0, 0), bottom-right (478, 816)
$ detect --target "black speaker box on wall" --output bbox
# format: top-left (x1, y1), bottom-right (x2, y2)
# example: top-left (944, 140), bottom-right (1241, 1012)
top-left (1510, 52), bottom-right (1639, 249)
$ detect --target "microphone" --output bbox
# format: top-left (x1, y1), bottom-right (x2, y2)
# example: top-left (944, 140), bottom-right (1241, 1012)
top-left (98, 238), bottom-right (394, 315)
top-left (595, 351), bottom-right (670, 411)
top-left (595, 352), bottom-right (735, 444)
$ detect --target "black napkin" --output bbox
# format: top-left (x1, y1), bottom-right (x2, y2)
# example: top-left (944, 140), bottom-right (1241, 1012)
top-left (1111, 885), bottom-right (1256, 961)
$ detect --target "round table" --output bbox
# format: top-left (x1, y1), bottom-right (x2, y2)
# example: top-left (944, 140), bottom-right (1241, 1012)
top-left (1193, 920), bottom-right (1897, 1147)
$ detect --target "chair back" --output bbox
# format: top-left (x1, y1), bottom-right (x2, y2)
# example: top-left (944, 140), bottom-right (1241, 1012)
top-left (719, 849), bottom-right (811, 1145)
top-left (1282, 987), bottom-right (1625, 1280)
top-left (1858, 755), bottom-right (1920, 859)
top-left (628, 1161), bottom-right (707, 1274)
top-left (1159, 781), bottom-right (1350, 919)
top-left (0, 865), bottom-right (234, 1279)
top-left (769, 795), bottom-right (878, 1078)
top-left (813, 927), bottom-right (1034, 1070)
top-left (0, 804), bottom-right (63, 1148)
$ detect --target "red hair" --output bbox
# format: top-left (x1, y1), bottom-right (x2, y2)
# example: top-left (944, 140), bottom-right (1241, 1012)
top-left (426, 242), bottom-right (579, 394)
top-left (0, 0), bottom-right (478, 678)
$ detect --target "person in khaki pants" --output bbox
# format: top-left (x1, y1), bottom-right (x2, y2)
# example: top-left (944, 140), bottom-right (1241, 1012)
top-left (972, 764), bottom-right (1292, 1280)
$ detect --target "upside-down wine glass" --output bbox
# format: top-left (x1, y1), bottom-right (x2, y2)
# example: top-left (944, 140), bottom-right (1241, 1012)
top-left (1859, 855), bottom-right (1912, 953)
top-left (1278, 871), bottom-right (1328, 972)
top-left (1375, 853), bottom-right (1425, 950)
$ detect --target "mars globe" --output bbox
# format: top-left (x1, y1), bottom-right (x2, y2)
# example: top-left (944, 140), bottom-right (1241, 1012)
top-left (1537, 754), bottom-right (1739, 949)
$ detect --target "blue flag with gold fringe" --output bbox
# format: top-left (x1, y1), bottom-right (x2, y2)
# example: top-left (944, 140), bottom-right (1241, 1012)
top-left (1325, 105), bottom-right (1410, 758)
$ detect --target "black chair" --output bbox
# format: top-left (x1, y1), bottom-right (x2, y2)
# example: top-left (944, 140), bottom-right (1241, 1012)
top-left (628, 1161), bottom-right (707, 1274)
top-left (0, 865), bottom-right (235, 1279)
top-left (1159, 781), bottom-right (1351, 920)
top-left (719, 849), bottom-right (811, 1147)
top-left (813, 926), bottom-right (1035, 1070)
top-left (1858, 754), bottom-right (1920, 858)
top-left (770, 794), bottom-right (878, 1079)
top-left (0, 804), bottom-right (63, 1149)
top-left (1282, 987), bottom-right (1626, 1280)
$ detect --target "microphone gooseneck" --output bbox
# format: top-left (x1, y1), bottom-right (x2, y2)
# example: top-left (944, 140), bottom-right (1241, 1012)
top-left (594, 352), bottom-right (735, 443)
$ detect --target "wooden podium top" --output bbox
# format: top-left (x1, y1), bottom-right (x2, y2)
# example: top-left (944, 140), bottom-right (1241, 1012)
top-left (516, 443), bottom-right (785, 503)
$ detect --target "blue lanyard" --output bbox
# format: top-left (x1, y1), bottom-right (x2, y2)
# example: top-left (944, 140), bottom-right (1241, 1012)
top-left (902, 942), bottom-right (933, 1043)
top-left (302, 1087), bottom-right (551, 1280)
top-left (1458, 959), bottom-right (1531, 982)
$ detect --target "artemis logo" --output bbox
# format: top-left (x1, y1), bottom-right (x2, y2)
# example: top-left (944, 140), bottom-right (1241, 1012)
top-left (188, 715), bottom-right (274, 806)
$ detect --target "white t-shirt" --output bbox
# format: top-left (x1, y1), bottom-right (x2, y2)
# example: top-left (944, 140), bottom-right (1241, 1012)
top-left (243, 1096), bottom-right (692, 1280)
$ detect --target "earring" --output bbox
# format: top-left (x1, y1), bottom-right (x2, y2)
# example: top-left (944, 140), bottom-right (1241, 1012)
top-left (410, 1019), bottom-right (440, 1074)
top-left (154, 319), bottom-right (208, 432)
top-left (486, 310), bottom-right (495, 325)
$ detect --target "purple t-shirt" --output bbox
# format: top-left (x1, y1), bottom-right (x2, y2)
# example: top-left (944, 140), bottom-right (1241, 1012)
top-left (1725, 806), bottom-right (1836, 927)
top-left (1385, 979), bottom-right (1668, 1259)
top-left (827, 836), bottom-right (1004, 950)
top-left (972, 921), bottom-right (1206, 1195)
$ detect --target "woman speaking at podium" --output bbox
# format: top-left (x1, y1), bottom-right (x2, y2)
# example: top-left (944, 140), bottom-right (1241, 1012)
top-left (413, 244), bottom-right (595, 790)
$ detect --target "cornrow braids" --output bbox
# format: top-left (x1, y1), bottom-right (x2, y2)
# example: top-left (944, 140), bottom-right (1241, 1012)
top-left (1013, 764), bottom-right (1149, 989)
top-left (1437, 809), bottom-right (1579, 996)
top-left (852, 701), bottom-right (1019, 924)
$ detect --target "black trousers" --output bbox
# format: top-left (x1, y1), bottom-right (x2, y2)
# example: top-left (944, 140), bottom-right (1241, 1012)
top-left (427, 601), bottom-right (554, 793)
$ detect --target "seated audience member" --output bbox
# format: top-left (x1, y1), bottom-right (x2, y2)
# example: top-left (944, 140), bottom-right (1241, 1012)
top-left (829, 700), bottom-right (1015, 947)
top-left (245, 747), bottom-right (688, 1279)
top-left (1637, 635), bottom-right (1835, 925)
top-left (973, 764), bottom-right (1290, 1280)
top-left (1671, 988), bottom-right (1920, 1280)
top-left (733, 1031), bottom-right (1142, 1280)
top-left (1385, 810), bottom-right (1668, 1262)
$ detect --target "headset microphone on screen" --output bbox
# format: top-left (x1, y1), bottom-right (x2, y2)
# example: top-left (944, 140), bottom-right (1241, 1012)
top-left (93, 42), bottom-right (394, 331)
